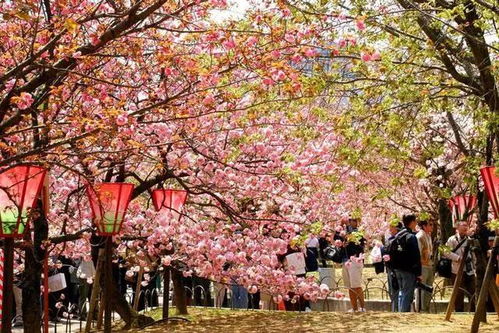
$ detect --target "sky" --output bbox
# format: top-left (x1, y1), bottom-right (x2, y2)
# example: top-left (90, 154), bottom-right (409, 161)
top-left (210, 0), bottom-right (251, 22)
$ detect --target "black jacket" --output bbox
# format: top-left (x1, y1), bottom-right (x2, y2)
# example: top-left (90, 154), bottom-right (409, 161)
top-left (396, 227), bottom-right (422, 276)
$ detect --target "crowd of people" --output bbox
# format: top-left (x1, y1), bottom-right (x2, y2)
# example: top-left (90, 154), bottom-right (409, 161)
top-left (11, 255), bottom-right (161, 327)
top-left (8, 215), bottom-right (498, 327)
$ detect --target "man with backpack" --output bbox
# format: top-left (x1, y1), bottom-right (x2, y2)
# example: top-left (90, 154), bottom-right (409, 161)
top-left (387, 214), bottom-right (422, 312)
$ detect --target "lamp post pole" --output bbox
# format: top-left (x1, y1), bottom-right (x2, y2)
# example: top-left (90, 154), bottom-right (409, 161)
top-left (104, 236), bottom-right (113, 333)
top-left (43, 251), bottom-right (49, 333)
top-left (162, 266), bottom-right (170, 320)
top-left (2, 238), bottom-right (14, 333)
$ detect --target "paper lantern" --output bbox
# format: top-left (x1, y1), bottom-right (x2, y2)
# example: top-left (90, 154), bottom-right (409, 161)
top-left (448, 195), bottom-right (477, 225)
top-left (480, 166), bottom-right (499, 218)
top-left (151, 189), bottom-right (187, 219)
top-left (0, 165), bottom-right (47, 238)
top-left (86, 183), bottom-right (134, 236)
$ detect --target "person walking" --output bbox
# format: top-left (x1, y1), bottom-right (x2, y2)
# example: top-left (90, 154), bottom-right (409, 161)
top-left (341, 218), bottom-right (366, 312)
top-left (445, 221), bottom-right (475, 312)
top-left (416, 220), bottom-right (434, 312)
top-left (391, 214), bottom-right (422, 312)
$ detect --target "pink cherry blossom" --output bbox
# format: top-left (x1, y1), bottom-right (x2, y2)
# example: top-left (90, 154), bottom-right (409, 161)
top-left (356, 20), bottom-right (366, 31)
top-left (222, 39), bottom-right (236, 49)
top-left (371, 50), bottom-right (381, 60)
top-left (247, 36), bottom-right (258, 46)
top-left (116, 114), bottom-right (128, 126)
top-left (15, 92), bottom-right (34, 110)
top-left (361, 52), bottom-right (372, 62)
top-left (303, 47), bottom-right (318, 58)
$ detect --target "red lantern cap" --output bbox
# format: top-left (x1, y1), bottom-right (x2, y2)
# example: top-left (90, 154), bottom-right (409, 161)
top-left (152, 189), bottom-right (187, 219)
top-left (448, 195), bottom-right (477, 225)
top-left (86, 183), bottom-right (134, 236)
top-left (0, 165), bottom-right (47, 238)
top-left (480, 166), bottom-right (499, 218)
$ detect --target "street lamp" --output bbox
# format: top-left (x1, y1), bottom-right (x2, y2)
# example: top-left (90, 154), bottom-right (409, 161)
top-left (151, 189), bottom-right (187, 321)
top-left (0, 165), bottom-right (47, 333)
top-left (86, 182), bottom-right (134, 333)
top-left (448, 195), bottom-right (477, 225)
top-left (152, 189), bottom-right (188, 216)
top-left (480, 166), bottom-right (499, 218)
top-left (472, 166), bottom-right (499, 332)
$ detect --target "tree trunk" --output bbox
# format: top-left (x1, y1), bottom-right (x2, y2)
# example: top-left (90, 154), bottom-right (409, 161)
top-left (22, 206), bottom-right (48, 332)
top-left (172, 268), bottom-right (188, 315)
top-left (91, 234), bottom-right (153, 329)
top-left (438, 198), bottom-right (453, 243)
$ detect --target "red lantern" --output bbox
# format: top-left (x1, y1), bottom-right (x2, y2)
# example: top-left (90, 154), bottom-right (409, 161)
top-left (0, 165), bottom-right (47, 238)
top-left (448, 195), bottom-right (477, 225)
top-left (86, 183), bottom-right (134, 236)
top-left (152, 189), bottom-right (187, 219)
top-left (480, 166), bottom-right (499, 218)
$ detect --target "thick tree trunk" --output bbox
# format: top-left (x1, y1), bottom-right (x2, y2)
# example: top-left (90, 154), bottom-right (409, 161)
top-left (172, 268), bottom-right (188, 315)
top-left (91, 234), bottom-right (153, 329)
top-left (22, 206), bottom-right (48, 332)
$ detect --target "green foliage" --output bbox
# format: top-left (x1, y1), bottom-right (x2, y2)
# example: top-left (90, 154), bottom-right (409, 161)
top-left (486, 219), bottom-right (499, 231)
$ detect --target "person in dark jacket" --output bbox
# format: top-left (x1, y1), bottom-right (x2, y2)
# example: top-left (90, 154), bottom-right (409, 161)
top-left (393, 214), bottom-right (421, 312)
top-left (318, 236), bottom-right (331, 267)
top-left (383, 221), bottom-right (403, 312)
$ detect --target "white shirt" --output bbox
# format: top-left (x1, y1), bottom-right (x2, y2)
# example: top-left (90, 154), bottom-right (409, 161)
top-left (445, 234), bottom-right (474, 275)
top-left (306, 237), bottom-right (319, 249)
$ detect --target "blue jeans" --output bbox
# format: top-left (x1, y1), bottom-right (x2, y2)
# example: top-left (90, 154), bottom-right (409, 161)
top-left (231, 285), bottom-right (248, 309)
top-left (386, 268), bottom-right (398, 312)
top-left (394, 269), bottom-right (416, 312)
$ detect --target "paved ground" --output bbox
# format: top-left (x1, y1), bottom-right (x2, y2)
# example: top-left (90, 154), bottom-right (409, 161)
top-left (125, 308), bottom-right (499, 333)
top-left (12, 319), bottom-right (85, 333)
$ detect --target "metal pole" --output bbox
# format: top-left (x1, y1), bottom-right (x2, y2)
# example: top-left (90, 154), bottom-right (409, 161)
top-left (1, 238), bottom-right (14, 333)
top-left (162, 266), bottom-right (170, 320)
top-left (104, 237), bottom-right (112, 333)
top-left (44, 252), bottom-right (49, 333)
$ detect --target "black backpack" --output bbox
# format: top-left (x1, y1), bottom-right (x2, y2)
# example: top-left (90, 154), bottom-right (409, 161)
top-left (324, 246), bottom-right (344, 263)
top-left (385, 229), bottom-right (410, 269)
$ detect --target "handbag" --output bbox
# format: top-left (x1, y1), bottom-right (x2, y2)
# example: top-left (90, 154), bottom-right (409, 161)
top-left (285, 252), bottom-right (306, 275)
top-left (48, 273), bottom-right (67, 292)
top-left (77, 260), bottom-right (96, 279)
top-left (436, 237), bottom-right (466, 278)
top-left (324, 246), bottom-right (344, 264)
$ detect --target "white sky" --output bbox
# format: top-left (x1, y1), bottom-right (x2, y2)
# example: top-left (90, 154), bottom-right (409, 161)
top-left (210, 0), bottom-right (251, 22)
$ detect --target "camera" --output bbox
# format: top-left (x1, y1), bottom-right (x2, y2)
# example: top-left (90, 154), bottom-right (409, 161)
top-left (416, 280), bottom-right (433, 293)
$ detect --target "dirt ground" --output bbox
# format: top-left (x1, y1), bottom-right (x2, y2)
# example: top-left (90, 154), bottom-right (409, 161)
top-left (116, 308), bottom-right (499, 333)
